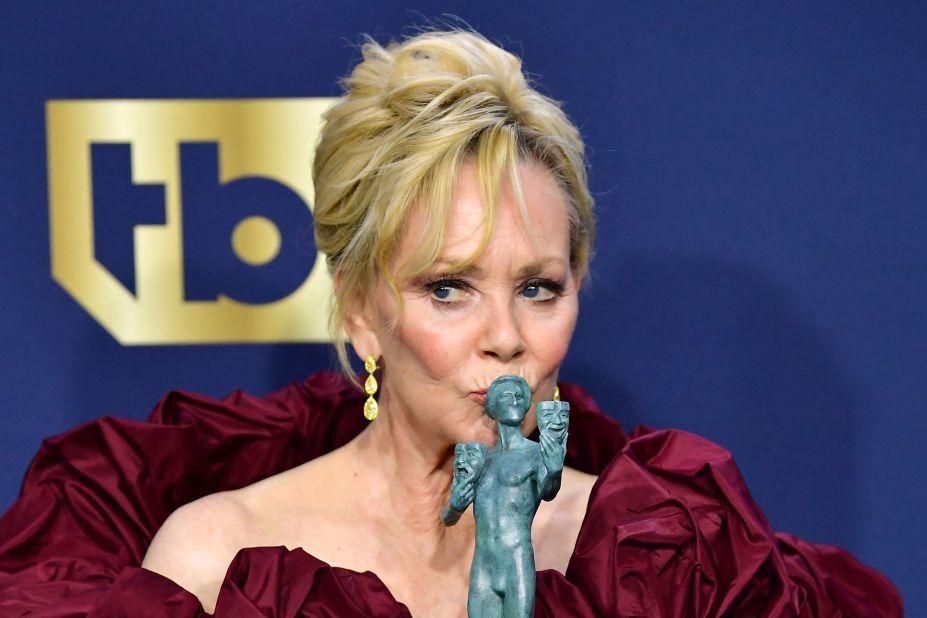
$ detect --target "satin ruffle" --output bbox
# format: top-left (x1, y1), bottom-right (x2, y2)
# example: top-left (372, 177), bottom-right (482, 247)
top-left (0, 374), bottom-right (902, 616)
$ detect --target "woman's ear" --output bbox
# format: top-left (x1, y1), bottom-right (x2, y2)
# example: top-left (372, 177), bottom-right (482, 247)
top-left (337, 273), bottom-right (382, 362)
top-left (343, 302), bottom-right (382, 362)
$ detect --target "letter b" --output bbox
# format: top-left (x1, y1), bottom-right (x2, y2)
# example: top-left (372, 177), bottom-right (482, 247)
top-left (180, 142), bottom-right (315, 304)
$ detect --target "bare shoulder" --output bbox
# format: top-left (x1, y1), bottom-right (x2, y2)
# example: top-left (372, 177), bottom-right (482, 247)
top-left (557, 466), bottom-right (598, 523)
top-left (534, 465), bottom-right (597, 572)
top-left (141, 453), bottom-right (351, 610)
top-left (142, 491), bottom-right (253, 611)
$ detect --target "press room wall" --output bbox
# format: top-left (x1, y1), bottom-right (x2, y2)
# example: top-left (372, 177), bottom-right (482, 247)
top-left (1, 1), bottom-right (924, 612)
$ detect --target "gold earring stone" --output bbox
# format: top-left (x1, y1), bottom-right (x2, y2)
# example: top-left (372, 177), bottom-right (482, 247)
top-left (553, 386), bottom-right (560, 402)
top-left (363, 355), bottom-right (379, 420)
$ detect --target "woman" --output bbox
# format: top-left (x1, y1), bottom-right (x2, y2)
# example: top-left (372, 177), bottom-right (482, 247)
top-left (144, 30), bottom-right (597, 614)
top-left (0, 29), bottom-right (901, 617)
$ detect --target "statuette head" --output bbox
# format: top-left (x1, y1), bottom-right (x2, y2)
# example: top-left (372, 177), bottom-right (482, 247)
top-left (485, 375), bottom-right (532, 426)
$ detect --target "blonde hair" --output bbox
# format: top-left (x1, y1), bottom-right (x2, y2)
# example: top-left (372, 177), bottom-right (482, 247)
top-left (312, 29), bottom-right (595, 372)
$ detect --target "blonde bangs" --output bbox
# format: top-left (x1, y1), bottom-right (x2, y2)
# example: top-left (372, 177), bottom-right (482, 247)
top-left (396, 126), bottom-right (522, 282)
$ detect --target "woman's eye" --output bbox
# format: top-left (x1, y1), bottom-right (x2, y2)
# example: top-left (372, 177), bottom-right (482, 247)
top-left (428, 278), bottom-right (468, 303)
top-left (432, 286), bottom-right (460, 301)
top-left (520, 279), bottom-right (561, 302)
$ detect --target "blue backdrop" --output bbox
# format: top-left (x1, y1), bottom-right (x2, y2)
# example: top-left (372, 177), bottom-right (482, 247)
top-left (1, 1), bottom-right (923, 612)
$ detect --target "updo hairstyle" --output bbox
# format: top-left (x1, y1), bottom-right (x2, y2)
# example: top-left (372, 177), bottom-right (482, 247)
top-left (312, 29), bottom-right (595, 372)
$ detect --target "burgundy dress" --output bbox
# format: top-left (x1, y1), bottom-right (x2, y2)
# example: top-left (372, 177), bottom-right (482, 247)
top-left (0, 373), bottom-right (901, 616)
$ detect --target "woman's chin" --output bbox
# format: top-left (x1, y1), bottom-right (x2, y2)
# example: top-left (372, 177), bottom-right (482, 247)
top-left (460, 414), bottom-right (497, 446)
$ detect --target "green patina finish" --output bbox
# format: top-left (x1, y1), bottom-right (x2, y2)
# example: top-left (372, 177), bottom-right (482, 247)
top-left (441, 375), bottom-right (570, 617)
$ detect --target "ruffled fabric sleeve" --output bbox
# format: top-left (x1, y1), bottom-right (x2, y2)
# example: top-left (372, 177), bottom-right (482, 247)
top-left (565, 427), bottom-right (903, 617)
top-left (0, 373), bottom-right (367, 616)
top-left (214, 546), bottom-right (411, 617)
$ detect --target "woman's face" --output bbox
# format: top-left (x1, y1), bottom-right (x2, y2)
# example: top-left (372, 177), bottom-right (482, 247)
top-left (351, 158), bottom-right (580, 446)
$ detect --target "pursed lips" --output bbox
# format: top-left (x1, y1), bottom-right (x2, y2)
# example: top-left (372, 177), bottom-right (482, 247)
top-left (468, 383), bottom-right (538, 407)
top-left (469, 391), bottom-right (487, 405)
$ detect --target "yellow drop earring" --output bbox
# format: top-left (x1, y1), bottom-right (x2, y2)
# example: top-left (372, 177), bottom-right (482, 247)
top-left (363, 355), bottom-right (379, 421)
top-left (553, 386), bottom-right (560, 402)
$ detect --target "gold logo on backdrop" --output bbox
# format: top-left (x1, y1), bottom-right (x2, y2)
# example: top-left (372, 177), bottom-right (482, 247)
top-left (46, 99), bottom-right (336, 343)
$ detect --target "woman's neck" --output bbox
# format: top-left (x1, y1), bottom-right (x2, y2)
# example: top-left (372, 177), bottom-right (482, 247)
top-left (347, 388), bottom-right (472, 538)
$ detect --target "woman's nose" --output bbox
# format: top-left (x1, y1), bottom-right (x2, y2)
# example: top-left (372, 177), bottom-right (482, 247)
top-left (480, 298), bottom-right (525, 362)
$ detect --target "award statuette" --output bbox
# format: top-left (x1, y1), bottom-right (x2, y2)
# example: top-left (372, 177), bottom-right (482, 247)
top-left (440, 375), bottom-right (570, 617)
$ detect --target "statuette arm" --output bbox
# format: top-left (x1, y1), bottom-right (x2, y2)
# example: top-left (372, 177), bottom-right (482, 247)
top-left (440, 442), bottom-right (486, 526)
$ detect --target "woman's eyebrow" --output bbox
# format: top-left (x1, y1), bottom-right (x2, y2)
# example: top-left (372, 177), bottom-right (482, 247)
top-left (432, 260), bottom-right (488, 278)
top-left (431, 256), bottom-right (566, 278)
top-left (514, 257), bottom-right (568, 278)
